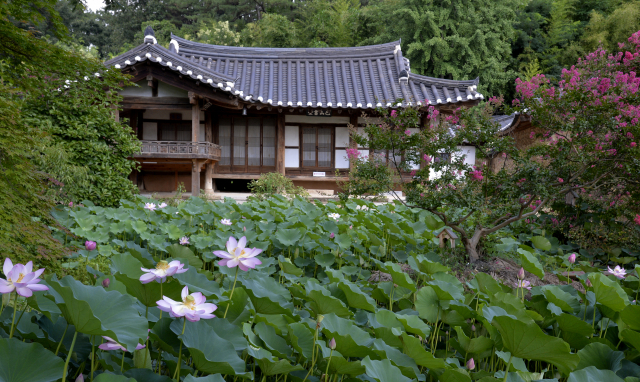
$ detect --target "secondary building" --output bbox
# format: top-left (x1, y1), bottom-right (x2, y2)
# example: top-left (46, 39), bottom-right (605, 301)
top-left (105, 27), bottom-right (484, 196)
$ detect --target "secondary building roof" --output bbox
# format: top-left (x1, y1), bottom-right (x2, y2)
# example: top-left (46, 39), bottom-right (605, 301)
top-left (105, 26), bottom-right (484, 110)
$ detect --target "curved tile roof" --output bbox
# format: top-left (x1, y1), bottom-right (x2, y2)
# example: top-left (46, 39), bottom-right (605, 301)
top-left (105, 27), bottom-right (484, 110)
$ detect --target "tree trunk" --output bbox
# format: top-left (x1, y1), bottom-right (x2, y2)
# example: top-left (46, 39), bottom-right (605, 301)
top-left (464, 237), bottom-right (481, 263)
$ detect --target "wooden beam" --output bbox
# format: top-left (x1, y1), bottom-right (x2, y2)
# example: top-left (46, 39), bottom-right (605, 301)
top-left (277, 113), bottom-right (285, 175)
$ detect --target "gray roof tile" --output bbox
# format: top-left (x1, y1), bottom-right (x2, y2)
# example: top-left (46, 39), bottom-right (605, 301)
top-left (105, 30), bottom-right (484, 109)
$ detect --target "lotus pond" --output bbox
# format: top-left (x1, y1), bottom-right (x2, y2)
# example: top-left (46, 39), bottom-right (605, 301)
top-left (1, 196), bottom-right (639, 382)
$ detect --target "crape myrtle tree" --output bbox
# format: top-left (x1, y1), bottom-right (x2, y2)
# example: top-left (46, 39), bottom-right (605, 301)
top-left (343, 31), bottom-right (640, 262)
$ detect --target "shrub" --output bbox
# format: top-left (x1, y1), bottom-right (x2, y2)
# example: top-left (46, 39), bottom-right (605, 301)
top-left (248, 172), bottom-right (308, 199)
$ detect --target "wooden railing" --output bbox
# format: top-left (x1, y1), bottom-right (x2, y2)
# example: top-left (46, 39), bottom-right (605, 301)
top-left (135, 141), bottom-right (221, 159)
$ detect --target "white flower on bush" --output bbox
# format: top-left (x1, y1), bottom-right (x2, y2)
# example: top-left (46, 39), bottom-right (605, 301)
top-left (327, 213), bottom-right (340, 220)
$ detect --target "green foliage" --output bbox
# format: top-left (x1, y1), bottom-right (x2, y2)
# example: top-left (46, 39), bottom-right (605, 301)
top-left (362, 0), bottom-right (521, 96)
top-left (248, 172), bottom-right (309, 200)
top-left (2, 196), bottom-right (638, 381)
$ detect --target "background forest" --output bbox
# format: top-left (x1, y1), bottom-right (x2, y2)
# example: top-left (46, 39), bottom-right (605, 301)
top-left (45, 0), bottom-right (640, 97)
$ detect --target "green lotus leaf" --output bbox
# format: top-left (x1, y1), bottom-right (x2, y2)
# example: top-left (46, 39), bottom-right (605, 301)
top-left (288, 323), bottom-right (315, 361)
top-left (492, 315), bottom-right (579, 375)
top-left (372, 338), bottom-right (423, 380)
top-left (304, 281), bottom-right (352, 318)
top-left (495, 351), bottom-right (528, 372)
top-left (556, 313), bottom-right (594, 350)
top-left (400, 333), bottom-right (447, 369)
top-left (205, 317), bottom-right (248, 352)
top-left (125, 368), bottom-right (174, 382)
top-left (321, 354), bottom-right (366, 376)
top-left (172, 267), bottom-right (221, 298)
top-left (473, 272), bottom-right (505, 295)
top-left (542, 286), bottom-right (581, 313)
top-left (531, 236), bottom-right (552, 251)
top-left (395, 313), bottom-right (431, 338)
top-left (428, 279), bottom-right (464, 301)
top-left (519, 248), bottom-right (544, 279)
top-left (239, 275), bottom-right (294, 316)
top-left (408, 254), bottom-right (451, 275)
top-left (361, 356), bottom-right (413, 382)
top-left (335, 279), bottom-right (378, 312)
top-left (335, 233), bottom-right (352, 250)
top-left (94, 374), bottom-right (137, 382)
top-left (166, 244), bottom-right (203, 269)
top-left (247, 345), bottom-right (304, 376)
top-left (320, 313), bottom-right (376, 358)
top-left (588, 273), bottom-right (629, 312)
top-left (382, 262), bottom-right (416, 292)
top-left (27, 292), bottom-right (61, 322)
top-left (275, 228), bottom-right (303, 246)
top-left (184, 374), bottom-right (225, 382)
top-left (620, 305), bottom-right (640, 331)
top-left (181, 319), bottom-right (251, 377)
top-left (619, 329), bottom-right (640, 352)
top-left (452, 326), bottom-right (494, 357)
top-left (254, 322), bottom-right (293, 359)
top-left (438, 369), bottom-right (472, 382)
top-left (576, 342), bottom-right (624, 372)
top-left (47, 276), bottom-right (148, 351)
top-left (566, 366), bottom-right (625, 382)
top-left (423, 215), bottom-right (444, 231)
top-left (0, 338), bottom-right (65, 382)
top-left (314, 253), bottom-right (336, 268)
top-left (416, 286), bottom-right (439, 323)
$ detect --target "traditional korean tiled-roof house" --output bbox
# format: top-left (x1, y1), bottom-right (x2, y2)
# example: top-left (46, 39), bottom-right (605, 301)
top-left (105, 27), bottom-right (485, 196)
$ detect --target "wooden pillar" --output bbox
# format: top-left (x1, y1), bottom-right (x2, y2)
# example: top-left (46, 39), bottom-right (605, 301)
top-left (276, 113), bottom-right (285, 175)
top-left (192, 160), bottom-right (201, 196)
top-left (192, 98), bottom-right (200, 143)
top-left (349, 114), bottom-right (358, 171)
top-left (204, 109), bottom-right (212, 143)
top-left (204, 161), bottom-right (216, 196)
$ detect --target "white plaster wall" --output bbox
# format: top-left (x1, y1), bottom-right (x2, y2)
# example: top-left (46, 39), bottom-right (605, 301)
top-left (157, 82), bottom-right (188, 97)
top-left (119, 81), bottom-right (152, 97)
top-left (142, 122), bottom-right (157, 140)
top-left (456, 146), bottom-right (476, 166)
top-left (335, 127), bottom-right (349, 147)
top-left (359, 149), bottom-right (370, 161)
top-left (199, 127), bottom-right (205, 142)
top-left (335, 149), bottom-right (349, 168)
top-left (285, 115), bottom-right (350, 124)
top-left (285, 149), bottom-right (299, 168)
top-left (285, 126), bottom-right (299, 146)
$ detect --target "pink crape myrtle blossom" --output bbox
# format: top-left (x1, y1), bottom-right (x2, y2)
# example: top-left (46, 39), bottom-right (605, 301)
top-left (213, 236), bottom-right (263, 271)
top-left (140, 260), bottom-right (188, 284)
top-left (157, 286), bottom-right (217, 322)
top-left (0, 259), bottom-right (49, 297)
top-left (635, 214), bottom-right (640, 225)
top-left (99, 336), bottom-right (146, 352)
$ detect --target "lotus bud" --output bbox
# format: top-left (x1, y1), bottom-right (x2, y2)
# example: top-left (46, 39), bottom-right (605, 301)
top-left (586, 279), bottom-right (592, 287)
top-left (69, 202), bottom-right (73, 207)
top-left (243, 226), bottom-right (246, 232)
top-left (102, 278), bottom-right (110, 288)
top-left (329, 338), bottom-right (336, 350)
top-left (467, 358), bottom-right (475, 370)
top-left (85, 241), bottom-right (97, 251)
top-left (330, 232), bottom-right (335, 239)
top-left (316, 315), bottom-right (324, 329)
top-left (517, 267), bottom-right (525, 280)
top-left (568, 253), bottom-right (576, 264)
top-left (471, 324), bottom-right (476, 331)
top-left (418, 336), bottom-right (423, 342)
top-left (75, 374), bottom-right (85, 382)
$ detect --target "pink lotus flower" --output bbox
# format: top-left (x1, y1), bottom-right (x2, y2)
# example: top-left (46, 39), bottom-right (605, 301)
top-left (98, 336), bottom-right (146, 352)
top-left (85, 241), bottom-right (97, 251)
top-left (220, 219), bottom-right (232, 226)
top-left (568, 253), bottom-right (577, 264)
top-left (330, 232), bottom-right (335, 238)
top-left (516, 280), bottom-right (531, 290)
top-left (0, 259), bottom-right (48, 297)
top-left (467, 358), bottom-right (475, 370)
top-left (144, 203), bottom-right (157, 211)
top-left (179, 236), bottom-right (190, 245)
top-left (607, 265), bottom-right (626, 279)
top-left (159, 202), bottom-right (168, 208)
top-left (213, 236), bottom-right (263, 271)
top-left (140, 260), bottom-right (188, 284)
top-left (157, 286), bottom-right (217, 322)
